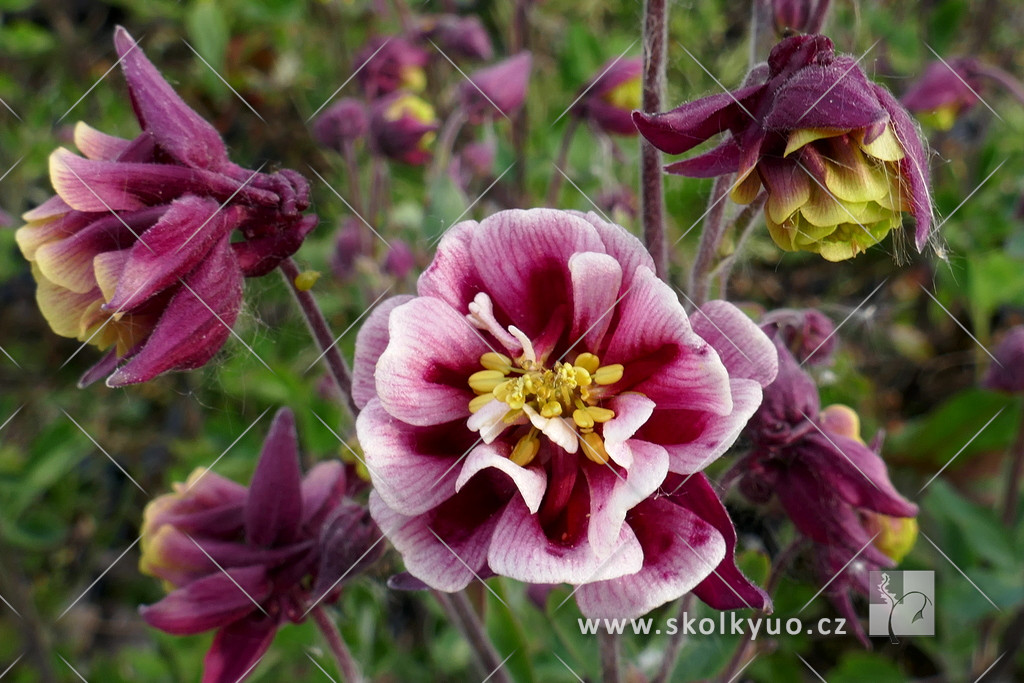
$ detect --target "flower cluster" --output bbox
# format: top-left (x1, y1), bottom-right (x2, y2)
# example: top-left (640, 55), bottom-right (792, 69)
top-left (353, 208), bottom-right (779, 618)
top-left (634, 34), bottom-right (933, 261)
top-left (16, 28), bottom-right (316, 387)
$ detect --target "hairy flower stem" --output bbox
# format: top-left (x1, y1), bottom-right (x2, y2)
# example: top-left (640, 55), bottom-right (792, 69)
top-left (640, 0), bottom-right (669, 281)
top-left (311, 605), bottom-right (364, 683)
top-left (599, 629), bottom-right (622, 683)
top-left (545, 118), bottom-right (580, 206)
top-left (342, 141), bottom-right (366, 217)
top-left (652, 593), bottom-right (694, 683)
top-left (713, 191), bottom-right (768, 299)
top-left (689, 175), bottom-right (734, 306)
top-left (1001, 400), bottom-right (1024, 525)
top-left (280, 257), bottom-right (359, 418)
top-left (435, 591), bottom-right (512, 683)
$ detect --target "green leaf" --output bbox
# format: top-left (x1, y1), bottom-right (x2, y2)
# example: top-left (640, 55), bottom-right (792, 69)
top-left (922, 479), bottom-right (1021, 572)
top-left (828, 652), bottom-right (904, 683)
top-left (186, 0), bottom-right (230, 73)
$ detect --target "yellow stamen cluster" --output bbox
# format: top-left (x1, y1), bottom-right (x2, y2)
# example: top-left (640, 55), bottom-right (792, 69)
top-left (467, 350), bottom-right (624, 466)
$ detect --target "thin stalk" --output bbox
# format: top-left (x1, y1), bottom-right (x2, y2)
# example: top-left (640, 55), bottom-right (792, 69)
top-left (689, 175), bottom-right (733, 306)
top-left (713, 191), bottom-right (768, 299)
top-left (598, 628), bottom-right (622, 683)
top-left (427, 110), bottom-right (467, 191)
top-left (653, 593), bottom-right (694, 683)
top-left (640, 0), bottom-right (670, 280)
top-left (545, 117), bottom-right (580, 206)
top-left (279, 258), bottom-right (359, 418)
top-left (1001, 400), bottom-right (1024, 525)
top-left (311, 605), bottom-right (364, 683)
top-left (434, 591), bottom-right (512, 683)
top-left (342, 140), bottom-right (366, 217)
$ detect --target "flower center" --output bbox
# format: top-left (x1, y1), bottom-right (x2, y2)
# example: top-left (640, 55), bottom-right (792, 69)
top-left (467, 351), bottom-right (623, 467)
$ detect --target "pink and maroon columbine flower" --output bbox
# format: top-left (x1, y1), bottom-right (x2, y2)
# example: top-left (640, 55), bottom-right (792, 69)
top-left (571, 57), bottom-right (643, 136)
top-left (459, 52), bottom-right (532, 123)
top-left (634, 34), bottom-right (933, 261)
top-left (139, 408), bottom-right (381, 683)
top-left (353, 208), bottom-right (779, 618)
top-left (730, 335), bottom-right (917, 641)
top-left (15, 27), bottom-right (316, 387)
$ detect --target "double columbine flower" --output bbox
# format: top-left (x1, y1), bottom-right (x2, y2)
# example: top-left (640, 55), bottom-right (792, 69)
top-left (634, 34), bottom-right (932, 261)
top-left (139, 409), bottom-right (381, 683)
top-left (16, 27), bottom-right (316, 387)
top-left (353, 208), bottom-right (779, 618)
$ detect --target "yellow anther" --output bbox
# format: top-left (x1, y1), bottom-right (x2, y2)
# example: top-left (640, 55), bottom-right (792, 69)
top-left (574, 366), bottom-right (593, 386)
top-left (480, 352), bottom-right (512, 374)
top-left (580, 432), bottom-right (610, 464)
top-left (593, 364), bottom-right (624, 385)
top-left (574, 353), bottom-right (600, 374)
top-left (469, 393), bottom-right (495, 413)
top-left (492, 379), bottom-right (515, 401)
top-left (541, 401), bottom-right (563, 418)
top-left (510, 430), bottom-right (540, 466)
top-left (586, 406), bottom-right (615, 423)
top-left (469, 370), bottom-right (507, 394)
top-left (573, 408), bottom-right (595, 430)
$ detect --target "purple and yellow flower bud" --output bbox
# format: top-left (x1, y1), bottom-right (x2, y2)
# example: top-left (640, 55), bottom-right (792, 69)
top-left (312, 97), bottom-right (369, 152)
top-left (415, 14), bottom-right (493, 60)
top-left (16, 27), bottom-right (316, 388)
top-left (370, 93), bottom-right (439, 166)
top-left (634, 34), bottom-right (933, 261)
top-left (864, 512), bottom-right (918, 563)
top-left (901, 58), bottom-right (980, 131)
top-left (459, 52), bottom-right (532, 123)
top-left (354, 36), bottom-right (429, 98)
top-left (571, 57), bottom-right (643, 136)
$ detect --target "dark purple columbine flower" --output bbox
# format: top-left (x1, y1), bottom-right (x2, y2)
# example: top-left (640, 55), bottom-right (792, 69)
top-left (415, 14), bottom-right (493, 60)
top-left (139, 408), bottom-right (382, 683)
top-left (571, 57), bottom-right (643, 136)
top-left (760, 307), bottom-right (837, 365)
top-left (369, 92), bottom-right (439, 166)
top-left (312, 98), bottom-right (369, 152)
top-left (354, 36), bottom-right (429, 99)
top-left (730, 337), bottom-right (917, 642)
top-left (459, 52), bottom-right (532, 123)
top-left (634, 34), bottom-right (933, 261)
top-left (15, 27), bottom-right (316, 387)
top-left (901, 58), bottom-right (981, 131)
top-left (982, 326), bottom-right (1024, 393)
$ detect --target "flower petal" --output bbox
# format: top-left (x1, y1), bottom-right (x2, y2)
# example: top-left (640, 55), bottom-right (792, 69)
top-left (201, 614), bottom-right (279, 683)
top-left (73, 121), bottom-right (133, 161)
top-left (763, 57), bottom-right (888, 131)
top-left (664, 138), bottom-right (742, 178)
top-left (246, 408), bottom-right (304, 547)
top-left (455, 442), bottom-right (548, 514)
top-left (689, 300), bottom-right (778, 386)
top-left (140, 565), bottom-right (270, 635)
top-left (569, 211), bottom-right (656, 277)
top-left (352, 295), bottom-right (414, 410)
top-left (568, 252), bottom-right (623, 353)
top-left (300, 461), bottom-right (347, 530)
top-left (632, 85), bottom-right (762, 155)
top-left (602, 393), bottom-right (657, 468)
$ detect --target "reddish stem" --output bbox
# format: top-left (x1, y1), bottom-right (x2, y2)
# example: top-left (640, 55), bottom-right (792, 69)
top-left (311, 605), bottom-right (364, 683)
top-left (640, 0), bottom-right (670, 280)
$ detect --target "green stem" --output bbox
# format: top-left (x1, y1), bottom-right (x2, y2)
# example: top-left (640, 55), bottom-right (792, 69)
top-left (640, 0), bottom-right (670, 280)
top-left (545, 117), bottom-right (580, 207)
top-left (1001, 400), bottom-right (1024, 525)
top-left (434, 591), bottom-right (512, 683)
top-left (652, 593), bottom-right (694, 683)
top-left (689, 175), bottom-right (733, 306)
top-left (599, 628), bottom-right (621, 683)
top-left (311, 605), bottom-right (364, 683)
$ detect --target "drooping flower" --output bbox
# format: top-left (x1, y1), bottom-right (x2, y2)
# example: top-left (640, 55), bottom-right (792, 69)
top-left (760, 307), bottom-right (837, 365)
top-left (982, 326), bottom-right (1024, 393)
top-left (355, 36), bottom-right (429, 98)
top-left (370, 93), bottom-right (439, 165)
top-left (634, 34), bottom-right (933, 261)
top-left (139, 408), bottom-right (382, 683)
top-left (312, 98), bottom-right (369, 152)
top-left (16, 27), bottom-right (316, 387)
top-left (415, 14), bottom-right (493, 60)
top-left (730, 338), bottom-right (917, 642)
top-left (571, 57), bottom-right (643, 136)
top-left (901, 58), bottom-right (981, 131)
top-left (353, 208), bottom-right (779, 618)
top-left (459, 52), bottom-right (532, 123)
